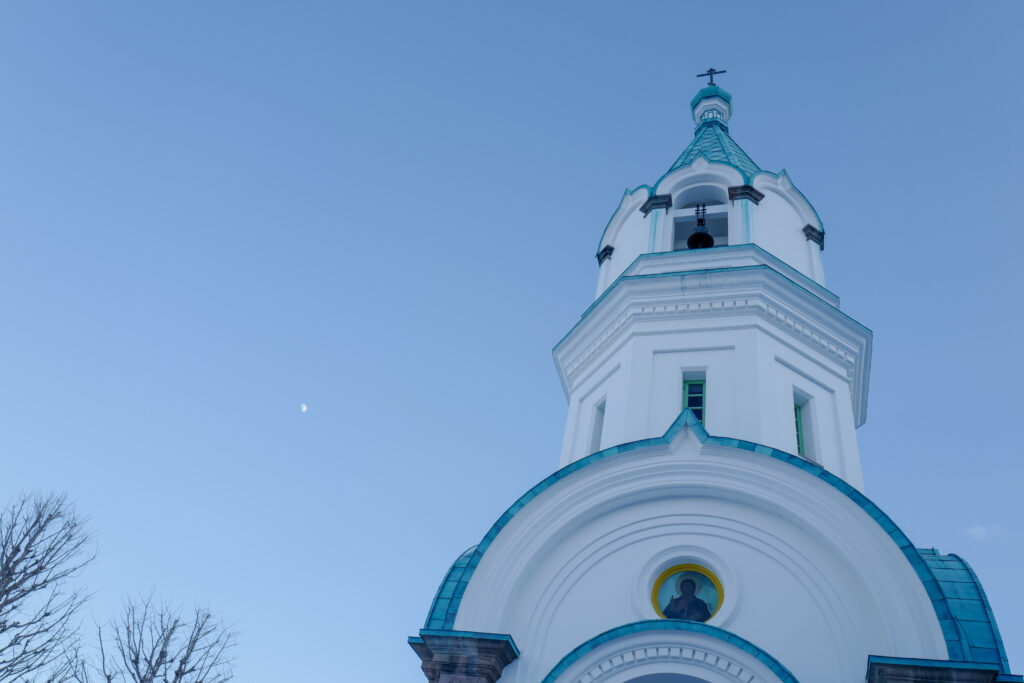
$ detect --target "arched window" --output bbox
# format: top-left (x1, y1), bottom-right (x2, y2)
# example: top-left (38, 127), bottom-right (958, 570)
top-left (673, 201), bottom-right (728, 250)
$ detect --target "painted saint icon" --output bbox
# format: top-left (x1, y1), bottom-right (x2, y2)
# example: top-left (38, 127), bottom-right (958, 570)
top-left (652, 564), bottom-right (722, 622)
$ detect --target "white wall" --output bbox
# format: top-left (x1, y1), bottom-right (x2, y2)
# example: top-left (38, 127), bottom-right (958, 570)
top-left (748, 184), bottom-right (825, 286)
top-left (555, 265), bottom-right (870, 490)
top-left (598, 204), bottom-right (652, 295)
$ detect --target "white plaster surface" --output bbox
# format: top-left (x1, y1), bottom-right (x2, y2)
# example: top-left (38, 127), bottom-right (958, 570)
top-left (454, 429), bottom-right (946, 682)
top-left (556, 252), bottom-right (870, 489)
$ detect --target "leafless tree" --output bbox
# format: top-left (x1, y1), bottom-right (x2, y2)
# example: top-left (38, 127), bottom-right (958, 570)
top-left (70, 596), bottom-right (235, 683)
top-left (0, 493), bottom-right (92, 683)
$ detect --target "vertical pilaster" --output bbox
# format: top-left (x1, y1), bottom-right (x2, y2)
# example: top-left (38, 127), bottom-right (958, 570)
top-left (727, 184), bottom-right (763, 246)
top-left (648, 210), bottom-right (660, 253)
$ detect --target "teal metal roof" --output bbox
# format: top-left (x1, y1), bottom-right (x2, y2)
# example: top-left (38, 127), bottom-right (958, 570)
top-left (424, 544), bottom-right (477, 631)
top-left (918, 549), bottom-right (1012, 673)
top-left (666, 119), bottom-right (762, 181)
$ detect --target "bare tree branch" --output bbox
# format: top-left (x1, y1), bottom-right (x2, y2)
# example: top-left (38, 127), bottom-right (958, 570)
top-left (73, 596), bottom-right (235, 683)
top-left (0, 493), bottom-right (92, 683)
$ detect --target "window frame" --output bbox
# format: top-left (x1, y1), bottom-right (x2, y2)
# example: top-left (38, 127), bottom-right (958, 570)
top-left (794, 402), bottom-right (806, 457)
top-left (683, 379), bottom-right (706, 425)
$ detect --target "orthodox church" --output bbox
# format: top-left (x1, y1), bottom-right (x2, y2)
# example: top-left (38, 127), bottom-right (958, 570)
top-left (409, 75), bottom-right (1020, 683)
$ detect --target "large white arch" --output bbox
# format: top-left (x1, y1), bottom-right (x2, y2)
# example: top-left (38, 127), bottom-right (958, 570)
top-left (452, 424), bottom-right (946, 682)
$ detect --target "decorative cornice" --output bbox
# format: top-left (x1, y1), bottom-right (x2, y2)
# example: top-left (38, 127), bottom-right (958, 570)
top-left (561, 294), bottom-right (853, 388)
top-left (728, 184), bottom-right (765, 204)
top-left (578, 643), bottom-right (753, 682)
top-left (639, 194), bottom-right (672, 216)
top-left (803, 224), bottom-right (825, 250)
top-left (555, 266), bottom-right (865, 396)
top-left (620, 245), bottom-right (839, 306)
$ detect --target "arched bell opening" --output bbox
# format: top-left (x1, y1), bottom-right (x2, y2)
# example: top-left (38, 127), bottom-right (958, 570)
top-left (673, 184), bottom-right (728, 208)
top-left (671, 185), bottom-right (729, 251)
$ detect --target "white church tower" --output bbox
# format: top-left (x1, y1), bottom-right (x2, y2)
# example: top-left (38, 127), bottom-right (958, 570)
top-left (410, 73), bottom-right (1020, 683)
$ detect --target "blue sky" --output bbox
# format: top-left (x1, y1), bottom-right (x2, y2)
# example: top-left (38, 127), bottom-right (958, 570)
top-left (1, 2), bottom-right (1021, 681)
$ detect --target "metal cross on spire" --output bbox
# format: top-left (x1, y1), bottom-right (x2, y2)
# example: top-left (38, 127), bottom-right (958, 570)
top-left (696, 67), bottom-right (727, 86)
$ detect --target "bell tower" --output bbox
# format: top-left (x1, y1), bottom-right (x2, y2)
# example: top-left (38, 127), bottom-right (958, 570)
top-left (557, 81), bottom-right (870, 489)
top-left (411, 77), bottom-right (1020, 683)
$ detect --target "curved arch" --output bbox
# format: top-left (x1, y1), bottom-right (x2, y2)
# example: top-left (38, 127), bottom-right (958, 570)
top-left (652, 158), bottom-right (744, 199)
top-left (750, 170), bottom-right (824, 232)
top-left (540, 620), bottom-right (798, 683)
top-left (421, 410), bottom-right (976, 668)
top-left (674, 183), bottom-right (728, 208)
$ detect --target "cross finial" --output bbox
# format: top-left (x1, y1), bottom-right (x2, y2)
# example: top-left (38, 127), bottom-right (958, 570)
top-left (696, 67), bottom-right (727, 86)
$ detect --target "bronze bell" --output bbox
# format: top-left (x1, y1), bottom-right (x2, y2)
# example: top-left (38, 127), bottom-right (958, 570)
top-left (687, 228), bottom-right (715, 249)
top-left (687, 203), bottom-right (714, 249)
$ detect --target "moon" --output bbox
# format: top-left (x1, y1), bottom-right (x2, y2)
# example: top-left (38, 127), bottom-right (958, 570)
top-left (300, 404), bottom-right (308, 413)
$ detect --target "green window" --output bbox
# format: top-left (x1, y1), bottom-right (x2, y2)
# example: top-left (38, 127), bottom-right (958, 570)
top-left (683, 380), bottom-right (706, 425)
top-left (794, 403), bottom-right (806, 457)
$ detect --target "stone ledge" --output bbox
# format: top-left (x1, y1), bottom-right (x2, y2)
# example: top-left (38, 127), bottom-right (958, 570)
top-left (867, 655), bottom-right (1019, 683)
top-left (410, 631), bottom-right (519, 683)
top-left (640, 194), bottom-right (672, 216)
top-left (728, 184), bottom-right (765, 204)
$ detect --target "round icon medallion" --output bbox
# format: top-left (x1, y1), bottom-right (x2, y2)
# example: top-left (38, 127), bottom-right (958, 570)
top-left (652, 563), bottom-right (723, 621)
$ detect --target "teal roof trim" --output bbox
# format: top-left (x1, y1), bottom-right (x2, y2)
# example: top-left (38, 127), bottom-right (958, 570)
top-left (423, 545), bottom-right (477, 631)
top-left (421, 411), bottom-right (1012, 674)
top-left (666, 120), bottom-right (761, 181)
top-left (918, 549), bottom-right (1012, 673)
top-left (542, 619), bottom-right (798, 683)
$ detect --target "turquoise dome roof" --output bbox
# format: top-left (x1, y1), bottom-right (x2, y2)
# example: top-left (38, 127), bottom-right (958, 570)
top-left (690, 84), bottom-right (733, 112)
top-left (666, 119), bottom-right (761, 180)
top-left (662, 85), bottom-right (760, 181)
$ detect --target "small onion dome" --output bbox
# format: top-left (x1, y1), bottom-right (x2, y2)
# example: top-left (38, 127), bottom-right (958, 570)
top-left (690, 85), bottom-right (733, 127)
